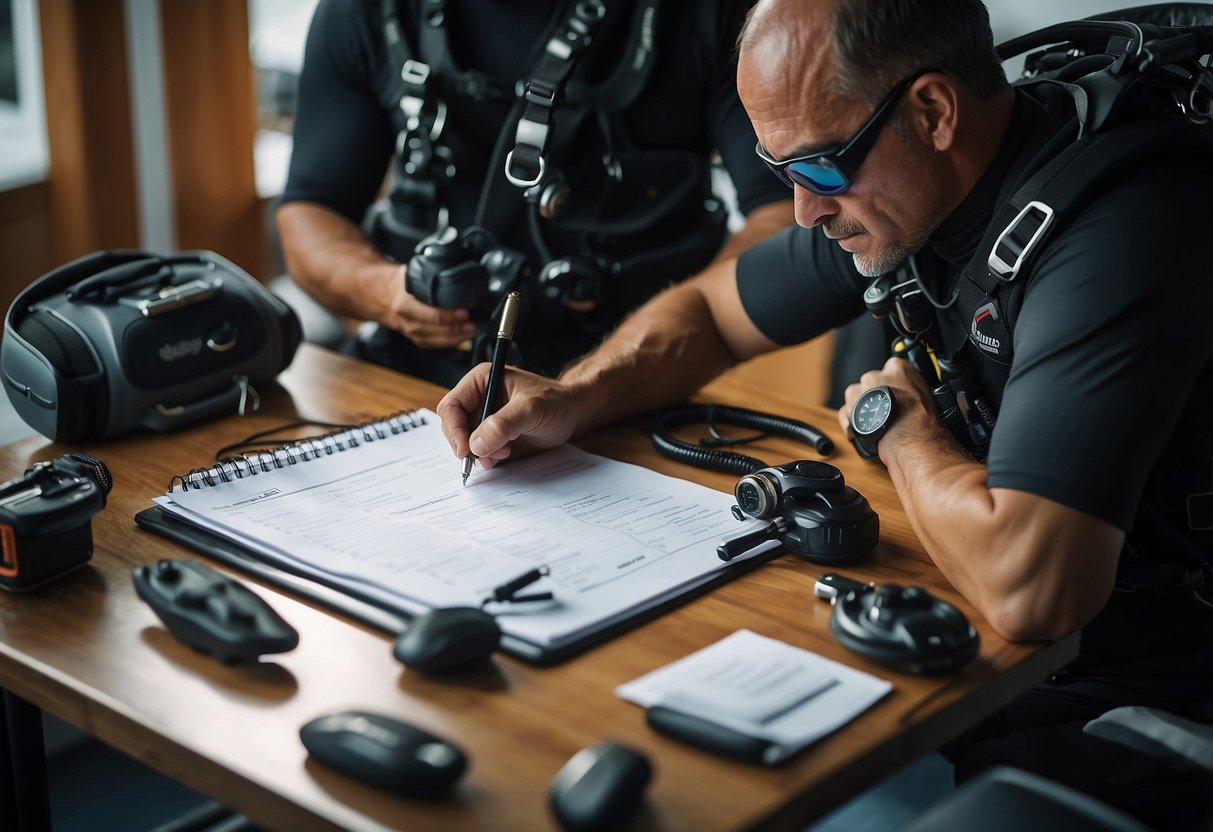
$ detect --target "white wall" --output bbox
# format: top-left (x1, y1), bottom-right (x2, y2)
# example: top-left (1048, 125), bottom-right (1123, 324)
top-left (988, 0), bottom-right (1205, 79)
top-left (0, 0), bottom-right (48, 191)
top-left (987, 0), bottom-right (1201, 42)
top-left (125, 0), bottom-right (175, 252)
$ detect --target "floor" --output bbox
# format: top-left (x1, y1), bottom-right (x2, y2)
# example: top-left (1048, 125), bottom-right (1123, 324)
top-left (0, 329), bottom-right (953, 830)
top-left (42, 720), bottom-right (215, 832)
top-left (39, 708), bottom-right (953, 832)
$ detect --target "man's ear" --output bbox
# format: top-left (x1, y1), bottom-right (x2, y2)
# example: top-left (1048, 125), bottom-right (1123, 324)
top-left (908, 74), bottom-right (959, 152)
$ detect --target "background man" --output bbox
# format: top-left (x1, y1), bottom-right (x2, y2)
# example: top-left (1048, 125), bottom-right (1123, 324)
top-left (277, 0), bottom-right (793, 387)
top-left (437, 0), bottom-right (1213, 822)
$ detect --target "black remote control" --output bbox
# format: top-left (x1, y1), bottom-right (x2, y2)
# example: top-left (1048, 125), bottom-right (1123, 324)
top-left (133, 558), bottom-right (299, 664)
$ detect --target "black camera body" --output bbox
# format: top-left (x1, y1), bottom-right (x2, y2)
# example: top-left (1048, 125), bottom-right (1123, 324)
top-left (0, 454), bottom-right (111, 590)
top-left (405, 226), bottom-right (529, 322)
top-left (723, 461), bottom-right (879, 565)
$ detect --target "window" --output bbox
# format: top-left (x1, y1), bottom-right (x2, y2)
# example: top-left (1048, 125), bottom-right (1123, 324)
top-left (248, 0), bottom-right (319, 198)
top-left (0, 0), bottom-right (48, 191)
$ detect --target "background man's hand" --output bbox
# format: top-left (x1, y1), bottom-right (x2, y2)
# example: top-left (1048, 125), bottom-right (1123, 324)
top-left (384, 268), bottom-right (477, 348)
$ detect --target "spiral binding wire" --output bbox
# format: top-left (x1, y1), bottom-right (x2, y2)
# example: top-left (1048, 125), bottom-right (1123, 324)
top-left (166, 409), bottom-right (427, 492)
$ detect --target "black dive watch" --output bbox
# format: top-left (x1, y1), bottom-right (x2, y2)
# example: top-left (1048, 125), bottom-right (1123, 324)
top-left (849, 385), bottom-right (897, 461)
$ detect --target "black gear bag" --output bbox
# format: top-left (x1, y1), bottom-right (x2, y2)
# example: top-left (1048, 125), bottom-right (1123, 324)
top-left (2, 250), bottom-right (301, 441)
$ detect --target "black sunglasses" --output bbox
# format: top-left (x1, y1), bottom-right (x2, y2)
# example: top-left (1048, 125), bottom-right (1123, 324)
top-left (755, 68), bottom-right (935, 196)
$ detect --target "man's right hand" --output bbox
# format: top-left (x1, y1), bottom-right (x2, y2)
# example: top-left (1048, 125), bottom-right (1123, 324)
top-left (385, 271), bottom-right (478, 348)
top-left (437, 364), bottom-right (589, 471)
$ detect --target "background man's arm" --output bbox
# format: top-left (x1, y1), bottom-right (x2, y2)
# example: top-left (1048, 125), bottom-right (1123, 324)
top-left (277, 202), bottom-right (475, 348)
top-left (712, 199), bottom-right (795, 264)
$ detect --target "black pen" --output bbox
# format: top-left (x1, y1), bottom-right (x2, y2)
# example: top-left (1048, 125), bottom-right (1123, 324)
top-left (463, 291), bottom-right (521, 486)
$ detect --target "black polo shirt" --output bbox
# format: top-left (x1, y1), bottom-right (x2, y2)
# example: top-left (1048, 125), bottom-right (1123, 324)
top-left (283, 0), bottom-right (789, 381)
top-left (737, 85), bottom-right (1213, 703)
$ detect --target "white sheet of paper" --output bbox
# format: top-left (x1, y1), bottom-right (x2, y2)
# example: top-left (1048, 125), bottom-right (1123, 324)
top-left (617, 629), bottom-right (892, 762)
top-left (154, 410), bottom-right (776, 647)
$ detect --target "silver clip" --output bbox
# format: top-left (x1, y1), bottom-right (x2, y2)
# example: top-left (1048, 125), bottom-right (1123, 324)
top-left (504, 151), bottom-right (546, 188)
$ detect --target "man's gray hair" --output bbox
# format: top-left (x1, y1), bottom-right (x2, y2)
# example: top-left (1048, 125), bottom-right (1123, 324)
top-left (831, 0), bottom-right (1009, 105)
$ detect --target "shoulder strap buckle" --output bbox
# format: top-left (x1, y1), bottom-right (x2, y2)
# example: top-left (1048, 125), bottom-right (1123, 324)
top-left (401, 59), bottom-right (431, 91)
top-left (524, 80), bottom-right (558, 108)
top-left (399, 60), bottom-right (447, 142)
top-left (988, 200), bottom-right (1055, 282)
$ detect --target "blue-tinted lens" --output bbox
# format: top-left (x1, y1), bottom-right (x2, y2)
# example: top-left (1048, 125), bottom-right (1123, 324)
top-left (787, 161), bottom-right (848, 195)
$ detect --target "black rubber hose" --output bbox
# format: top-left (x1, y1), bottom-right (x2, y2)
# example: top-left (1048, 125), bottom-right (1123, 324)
top-left (649, 404), bottom-right (833, 476)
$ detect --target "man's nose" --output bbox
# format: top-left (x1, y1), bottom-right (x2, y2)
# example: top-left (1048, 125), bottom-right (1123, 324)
top-left (794, 186), bottom-right (840, 228)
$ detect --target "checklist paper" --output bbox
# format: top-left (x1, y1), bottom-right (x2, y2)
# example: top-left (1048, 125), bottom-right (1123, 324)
top-left (617, 629), bottom-right (892, 763)
top-left (151, 409), bottom-right (778, 653)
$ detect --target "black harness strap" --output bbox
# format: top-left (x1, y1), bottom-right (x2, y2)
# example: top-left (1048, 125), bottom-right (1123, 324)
top-left (967, 16), bottom-right (1213, 306)
top-left (565, 0), bottom-right (662, 115)
top-left (381, 0), bottom-right (412, 100)
top-left (381, 0), bottom-right (454, 211)
top-left (374, 0), bottom-right (724, 308)
top-left (415, 0), bottom-right (519, 101)
top-left (504, 1), bottom-right (608, 189)
top-left (964, 111), bottom-right (1212, 299)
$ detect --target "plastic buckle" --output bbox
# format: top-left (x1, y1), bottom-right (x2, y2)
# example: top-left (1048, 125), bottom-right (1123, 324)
top-left (1188, 71), bottom-right (1213, 123)
top-left (575, 0), bottom-right (607, 22)
top-left (524, 81), bottom-right (558, 108)
top-left (1188, 491), bottom-right (1213, 531)
top-left (988, 201), bottom-right (1054, 283)
top-left (401, 60), bottom-right (431, 89)
top-left (1114, 565), bottom-right (1206, 597)
top-left (546, 34), bottom-right (575, 61)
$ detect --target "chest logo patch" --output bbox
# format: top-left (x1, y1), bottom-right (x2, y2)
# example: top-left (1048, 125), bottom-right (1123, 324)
top-left (969, 301), bottom-right (1011, 362)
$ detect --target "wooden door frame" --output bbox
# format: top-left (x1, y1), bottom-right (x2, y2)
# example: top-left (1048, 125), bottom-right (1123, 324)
top-left (39, 0), bottom-right (139, 265)
top-left (159, 0), bottom-right (267, 279)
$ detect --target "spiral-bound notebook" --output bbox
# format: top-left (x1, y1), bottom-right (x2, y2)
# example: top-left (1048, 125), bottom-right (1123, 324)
top-left (135, 408), bottom-right (777, 663)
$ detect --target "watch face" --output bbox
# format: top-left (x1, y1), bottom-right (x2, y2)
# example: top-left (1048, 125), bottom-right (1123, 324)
top-left (853, 388), bottom-right (893, 435)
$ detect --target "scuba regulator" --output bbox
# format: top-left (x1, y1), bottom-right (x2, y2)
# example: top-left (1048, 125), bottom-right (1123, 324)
top-left (860, 264), bottom-right (997, 460)
top-left (720, 460), bottom-right (879, 565)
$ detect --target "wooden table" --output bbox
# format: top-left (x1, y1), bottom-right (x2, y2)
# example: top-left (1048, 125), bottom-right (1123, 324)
top-left (0, 344), bottom-right (1077, 831)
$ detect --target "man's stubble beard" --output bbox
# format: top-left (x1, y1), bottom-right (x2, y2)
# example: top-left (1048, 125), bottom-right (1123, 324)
top-left (829, 220), bottom-right (931, 278)
top-left (852, 240), bottom-right (914, 278)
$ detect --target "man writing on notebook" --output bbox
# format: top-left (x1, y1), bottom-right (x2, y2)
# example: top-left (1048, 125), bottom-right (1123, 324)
top-left (436, 0), bottom-right (1213, 822)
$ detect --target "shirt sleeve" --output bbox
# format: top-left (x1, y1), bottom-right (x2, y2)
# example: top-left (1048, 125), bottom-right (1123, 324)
top-left (985, 156), bottom-right (1213, 530)
top-left (707, 3), bottom-right (795, 217)
top-left (280, 0), bottom-right (396, 224)
top-left (735, 225), bottom-right (869, 345)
